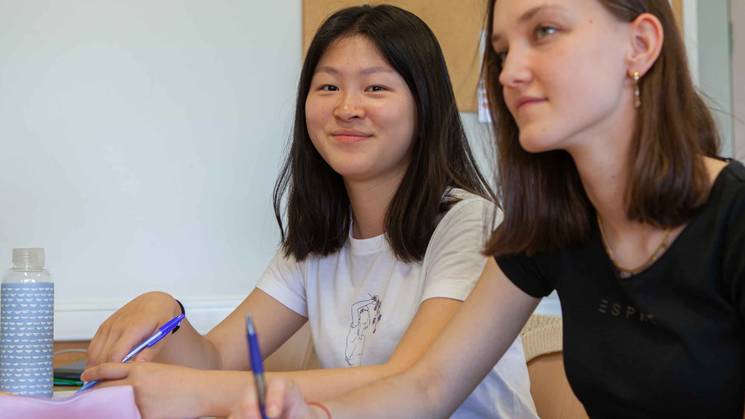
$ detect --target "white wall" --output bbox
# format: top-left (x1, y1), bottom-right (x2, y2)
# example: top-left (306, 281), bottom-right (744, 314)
top-left (732, 0), bottom-right (745, 161)
top-left (696, 0), bottom-right (734, 156)
top-left (0, 0), bottom-right (302, 339)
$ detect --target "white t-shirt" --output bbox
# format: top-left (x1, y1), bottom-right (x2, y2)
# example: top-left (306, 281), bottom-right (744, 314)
top-left (257, 189), bottom-right (538, 418)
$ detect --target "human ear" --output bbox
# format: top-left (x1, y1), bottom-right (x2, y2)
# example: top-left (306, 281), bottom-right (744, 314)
top-left (625, 12), bottom-right (664, 77)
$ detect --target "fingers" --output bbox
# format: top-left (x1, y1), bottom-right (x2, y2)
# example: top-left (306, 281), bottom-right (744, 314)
top-left (86, 321), bottom-right (113, 367)
top-left (91, 323), bottom-right (144, 366)
top-left (266, 378), bottom-right (315, 418)
top-left (94, 378), bottom-right (129, 390)
top-left (87, 292), bottom-right (181, 368)
top-left (81, 362), bottom-right (132, 382)
top-left (229, 399), bottom-right (261, 419)
top-left (264, 378), bottom-right (290, 417)
top-left (133, 347), bottom-right (158, 363)
top-left (100, 324), bottom-right (129, 363)
top-left (229, 382), bottom-right (263, 419)
top-left (229, 378), bottom-right (313, 419)
top-left (227, 400), bottom-right (254, 419)
top-left (108, 323), bottom-right (160, 362)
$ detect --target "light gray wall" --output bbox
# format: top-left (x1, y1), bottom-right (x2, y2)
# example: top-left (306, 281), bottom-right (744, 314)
top-left (732, 0), bottom-right (745, 161)
top-left (0, 0), bottom-right (302, 338)
top-left (696, 0), bottom-right (734, 156)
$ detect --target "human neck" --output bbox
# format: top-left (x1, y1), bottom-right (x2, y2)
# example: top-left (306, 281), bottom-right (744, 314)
top-left (567, 108), bottom-right (679, 272)
top-left (571, 139), bottom-right (629, 231)
top-left (567, 104), bottom-right (637, 232)
top-left (345, 170), bottom-right (405, 239)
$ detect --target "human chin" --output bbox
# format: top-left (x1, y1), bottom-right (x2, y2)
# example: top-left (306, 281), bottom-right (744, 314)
top-left (517, 125), bottom-right (563, 153)
top-left (323, 154), bottom-right (376, 179)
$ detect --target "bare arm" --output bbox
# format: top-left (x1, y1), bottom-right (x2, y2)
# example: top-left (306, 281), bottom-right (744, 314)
top-left (86, 288), bottom-right (306, 371)
top-left (85, 291), bottom-right (221, 369)
top-left (83, 295), bottom-right (465, 418)
top-left (282, 259), bottom-right (539, 418)
top-left (270, 296), bottom-right (464, 401)
top-left (201, 289), bottom-right (308, 370)
top-left (137, 289), bottom-right (307, 370)
top-left (82, 289), bottom-right (307, 418)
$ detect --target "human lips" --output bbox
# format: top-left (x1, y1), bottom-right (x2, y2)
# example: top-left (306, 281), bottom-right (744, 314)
top-left (330, 130), bottom-right (373, 143)
top-left (514, 95), bottom-right (547, 110)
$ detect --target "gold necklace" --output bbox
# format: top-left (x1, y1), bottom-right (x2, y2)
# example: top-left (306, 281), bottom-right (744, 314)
top-left (597, 215), bottom-right (672, 277)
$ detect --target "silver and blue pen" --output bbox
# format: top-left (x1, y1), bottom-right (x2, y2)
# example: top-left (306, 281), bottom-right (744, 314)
top-left (246, 314), bottom-right (269, 419)
top-left (78, 313), bottom-right (186, 393)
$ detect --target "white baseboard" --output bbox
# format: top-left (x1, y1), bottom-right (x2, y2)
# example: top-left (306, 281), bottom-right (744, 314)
top-left (54, 296), bottom-right (244, 341)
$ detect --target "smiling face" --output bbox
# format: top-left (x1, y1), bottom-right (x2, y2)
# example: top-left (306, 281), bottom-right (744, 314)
top-left (491, 0), bottom-right (635, 153)
top-left (305, 35), bottom-right (417, 184)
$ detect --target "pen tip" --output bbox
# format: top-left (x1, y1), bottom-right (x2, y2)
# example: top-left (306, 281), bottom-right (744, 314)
top-left (245, 314), bottom-right (255, 335)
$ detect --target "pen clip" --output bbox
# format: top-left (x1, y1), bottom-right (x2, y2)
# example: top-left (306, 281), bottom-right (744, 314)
top-left (157, 313), bottom-right (185, 337)
top-left (144, 313), bottom-right (185, 349)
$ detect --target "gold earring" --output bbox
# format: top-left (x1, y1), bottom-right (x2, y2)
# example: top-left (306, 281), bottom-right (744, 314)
top-left (632, 71), bottom-right (641, 108)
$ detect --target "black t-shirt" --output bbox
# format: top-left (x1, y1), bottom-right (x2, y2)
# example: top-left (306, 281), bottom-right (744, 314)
top-left (497, 161), bottom-right (745, 419)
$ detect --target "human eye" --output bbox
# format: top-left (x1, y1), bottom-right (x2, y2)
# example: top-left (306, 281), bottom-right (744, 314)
top-left (318, 84), bottom-right (339, 92)
top-left (365, 85), bottom-right (387, 93)
top-left (534, 24), bottom-right (558, 40)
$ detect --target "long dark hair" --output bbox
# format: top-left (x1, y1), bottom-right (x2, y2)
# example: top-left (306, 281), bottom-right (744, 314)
top-left (483, 0), bottom-right (720, 257)
top-left (274, 4), bottom-right (494, 262)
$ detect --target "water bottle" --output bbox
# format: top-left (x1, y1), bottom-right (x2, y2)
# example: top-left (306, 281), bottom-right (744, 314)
top-left (0, 248), bottom-right (54, 397)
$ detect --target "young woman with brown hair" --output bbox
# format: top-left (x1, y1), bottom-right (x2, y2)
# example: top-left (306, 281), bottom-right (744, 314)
top-left (233, 0), bottom-right (745, 417)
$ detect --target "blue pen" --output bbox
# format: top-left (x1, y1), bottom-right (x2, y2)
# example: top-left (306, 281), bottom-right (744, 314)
top-left (78, 313), bottom-right (186, 393)
top-left (246, 314), bottom-right (269, 419)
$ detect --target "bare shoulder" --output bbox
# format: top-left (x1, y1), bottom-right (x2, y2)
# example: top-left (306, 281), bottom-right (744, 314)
top-left (703, 156), bottom-right (729, 185)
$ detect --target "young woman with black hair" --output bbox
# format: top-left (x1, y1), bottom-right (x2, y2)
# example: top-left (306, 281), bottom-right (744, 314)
top-left (81, 5), bottom-right (538, 419)
top-left (230, 0), bottom-right (745, 418)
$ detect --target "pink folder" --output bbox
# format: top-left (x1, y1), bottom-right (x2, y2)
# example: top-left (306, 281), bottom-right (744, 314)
top-left (0, 386), bottom-right (141, 419)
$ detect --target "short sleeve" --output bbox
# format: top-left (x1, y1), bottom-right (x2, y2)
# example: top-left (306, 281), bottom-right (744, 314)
top-left (496, 253), bottom-right (554, 298)
top-left (419, 195), bottom-right (495, 302)
top-left (255, 249), bottom-right (308, 317)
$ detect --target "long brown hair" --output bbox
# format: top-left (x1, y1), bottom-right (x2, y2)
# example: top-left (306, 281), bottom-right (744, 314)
top-left (274, 5), bottom-right (494, 262)
top-left (483, 0), bottom-right (720, 257)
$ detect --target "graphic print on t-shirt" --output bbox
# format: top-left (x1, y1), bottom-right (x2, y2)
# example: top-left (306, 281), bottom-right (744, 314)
top-left (344, 295), bottom-right (383, 366)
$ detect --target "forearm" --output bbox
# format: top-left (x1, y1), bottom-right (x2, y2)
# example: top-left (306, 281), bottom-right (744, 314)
top-left (187, 370), bottom-right (254, 418)
top-left (325, 365), bottom-right (445, 419)
top-left (270, 364), bottom-right (395, 402)
top-left (152, 320), bottom-right (223, 369)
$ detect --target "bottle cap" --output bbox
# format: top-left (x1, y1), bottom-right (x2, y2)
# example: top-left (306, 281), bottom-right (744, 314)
top-left (12, 248), bottom-right (45, 270)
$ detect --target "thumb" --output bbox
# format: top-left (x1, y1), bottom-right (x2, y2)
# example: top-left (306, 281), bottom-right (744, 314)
top-left (81, 362), bottom-right (132, 382)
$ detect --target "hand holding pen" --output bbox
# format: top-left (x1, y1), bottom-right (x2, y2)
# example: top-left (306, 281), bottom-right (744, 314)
top-left (78, 313), bottom-right (185, 392)
top-left (227, 375), bottom-right (332, 419)
top-left (229, 315), bottom-right (331, 419)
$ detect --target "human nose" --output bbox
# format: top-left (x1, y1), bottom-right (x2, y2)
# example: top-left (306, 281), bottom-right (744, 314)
top-left (498, 47), bottom-right (533, 88)
top-left (333, 91), bottom-right (365, 120)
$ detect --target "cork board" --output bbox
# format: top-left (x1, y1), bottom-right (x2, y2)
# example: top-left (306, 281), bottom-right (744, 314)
top-left (671, 0), bottom-right (684, 36)
top-left (302, 0), bottom-right (487, 112)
